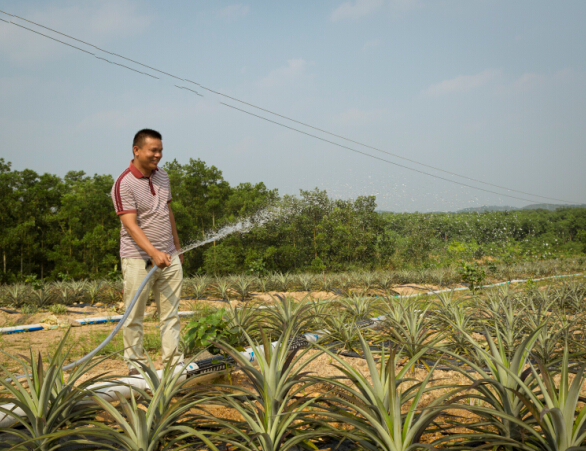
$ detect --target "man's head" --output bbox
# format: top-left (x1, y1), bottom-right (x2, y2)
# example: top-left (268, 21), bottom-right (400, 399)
top-left (132, 129), bottom-right (163, 173)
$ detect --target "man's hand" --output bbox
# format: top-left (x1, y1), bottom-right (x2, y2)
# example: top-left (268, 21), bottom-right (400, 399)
top-left (150, 250), bottom-right (172, 268)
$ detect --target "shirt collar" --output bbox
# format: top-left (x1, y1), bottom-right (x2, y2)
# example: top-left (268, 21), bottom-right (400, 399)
top-left (129, 160), bottom-right (158, 178)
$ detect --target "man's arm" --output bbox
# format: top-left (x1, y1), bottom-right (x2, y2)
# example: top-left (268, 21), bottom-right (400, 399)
top-left (168, 205), bottom-right (183, 264)
top-left (119, 213), bottom-right (172, 268)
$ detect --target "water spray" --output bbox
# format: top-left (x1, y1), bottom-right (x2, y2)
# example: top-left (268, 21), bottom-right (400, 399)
top-left (175, 205), bottom-right (285, 257)
top-left (58, 205), bottom-right (286, 372)
top-left (0, 205), bottom-right (291, 427)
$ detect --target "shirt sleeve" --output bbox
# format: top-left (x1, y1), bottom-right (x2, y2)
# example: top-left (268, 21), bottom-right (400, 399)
top-left (112, 178), bottom-right (137, 215)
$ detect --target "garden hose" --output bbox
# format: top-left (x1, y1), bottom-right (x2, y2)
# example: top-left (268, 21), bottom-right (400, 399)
top-left (4, 263), bottom-right (159, 383)
top-left (61, 263), bottom-right (159, 372)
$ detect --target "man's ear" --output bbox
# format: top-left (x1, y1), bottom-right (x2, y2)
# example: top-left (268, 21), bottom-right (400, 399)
top-left (132, 146), bottom-right (139, 157)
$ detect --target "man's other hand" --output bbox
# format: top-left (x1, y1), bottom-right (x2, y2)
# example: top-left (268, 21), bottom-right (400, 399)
top-left (151, 250), bottom-right (172, 268)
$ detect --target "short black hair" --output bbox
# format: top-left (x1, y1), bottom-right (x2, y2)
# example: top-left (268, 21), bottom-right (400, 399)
top-left (133, 129), bottom-right (162, 149)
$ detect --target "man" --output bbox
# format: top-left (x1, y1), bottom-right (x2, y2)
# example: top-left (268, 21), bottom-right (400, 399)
top-left (111, 128), bottom-right (184, 374)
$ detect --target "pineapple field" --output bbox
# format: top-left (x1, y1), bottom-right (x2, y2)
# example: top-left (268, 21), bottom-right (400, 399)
top-left (1, 259), bottom-right (586, 450)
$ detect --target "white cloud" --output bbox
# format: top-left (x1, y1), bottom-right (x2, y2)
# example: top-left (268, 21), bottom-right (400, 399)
top-left (330, 0), bottom-right (384, 21)
top-left (514, 72), bottom-right (544, 91)
top-left (217, 4), bottom-right (249, 21)
top-left (259, 58), bottom-right (308, 88)
top-left (0, 1), bottom-right (151, 64)
top-left (421, 69), bottom-right (502, 97)
top-left (511, 68), bottom-right (577, 93)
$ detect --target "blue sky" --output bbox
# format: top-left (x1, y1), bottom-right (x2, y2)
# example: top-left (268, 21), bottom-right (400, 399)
top-left (1, 0), bottom-right (585, 212)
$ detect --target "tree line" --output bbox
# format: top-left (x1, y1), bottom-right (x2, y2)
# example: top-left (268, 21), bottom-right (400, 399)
top-left (1, 157), bottom-right (585, 282)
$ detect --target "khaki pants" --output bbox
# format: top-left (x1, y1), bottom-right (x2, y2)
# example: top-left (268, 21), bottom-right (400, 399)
top-left (121, 256), bottom-right (184, 369)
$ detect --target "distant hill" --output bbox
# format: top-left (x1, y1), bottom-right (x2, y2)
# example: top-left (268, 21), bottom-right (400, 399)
top-left (457, 205), bottom-right (516, 213)
top-left (376, 204), bottom-right (586, 214)
top-left (521, 203), bottom-right (586, 211)
top-left (457, 203), bottom-right (586, 213)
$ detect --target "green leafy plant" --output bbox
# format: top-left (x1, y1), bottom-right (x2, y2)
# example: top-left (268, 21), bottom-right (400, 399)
top-left (69, 280), bottom-right (88, 302)
top-left (485, 294), bottom-right (527, 357)
top-left (458, 261), bottom-right (486, 293)
top-left (438, 339), bottom-right (586, 450)
top-left (25, 273), bottom-right (44, 291)
top-left (246, 258), bottom-right (268, 276)
top-left (104, 280), bottom-right (124, 304)
top-left (256, 275), bottom-right (270, 293)
top-left (183, 308), bottom-right (242, 355)
top-left (106, 264), bottom-right (122, 282)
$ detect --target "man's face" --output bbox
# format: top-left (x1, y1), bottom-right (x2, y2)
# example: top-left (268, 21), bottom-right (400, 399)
top-left (133, 137), bottom-right (163, 172)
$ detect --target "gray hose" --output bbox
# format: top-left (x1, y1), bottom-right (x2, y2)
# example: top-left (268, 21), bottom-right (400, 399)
top-left (61, 264), bottom-right (159, 371)
top-left (4, 264), bottom-right (159, 382)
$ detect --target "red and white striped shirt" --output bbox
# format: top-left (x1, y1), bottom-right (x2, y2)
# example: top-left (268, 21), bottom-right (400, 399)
top-left (111, 161), bottom-right (176, 259)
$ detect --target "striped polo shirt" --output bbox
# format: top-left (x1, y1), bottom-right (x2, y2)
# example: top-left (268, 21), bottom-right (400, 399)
top-left (111, 161), bottom-right (176, 259)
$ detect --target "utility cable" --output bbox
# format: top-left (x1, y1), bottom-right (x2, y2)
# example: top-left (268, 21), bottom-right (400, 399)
top-left (220, 102), bottom-right (539, 203)
top-left (191, 81), bottom-right (571, 204)
top-left (0, 9), bottom-right (576, 204)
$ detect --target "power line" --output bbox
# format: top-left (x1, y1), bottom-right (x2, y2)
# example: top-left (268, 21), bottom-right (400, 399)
top-left (0, 9), bottom-right (185, 80)
top-left (0, 9), bottom-right (576, 204)
top-left (0, 11), bottom-right (206, 96)
top-left (220, 102), bottom-right (540, 204)
top-left (189, 83), bottom-right (573, 204)
top-left (10, 21), bottom-right (95, 56)
top-left (174, 85), bottom-right (203, 97)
